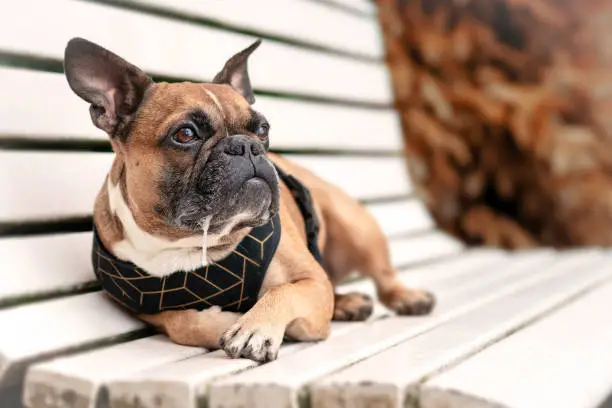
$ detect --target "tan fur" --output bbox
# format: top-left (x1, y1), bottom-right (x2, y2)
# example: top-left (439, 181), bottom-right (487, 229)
top-left (95, 81), bottom-right (434, 362)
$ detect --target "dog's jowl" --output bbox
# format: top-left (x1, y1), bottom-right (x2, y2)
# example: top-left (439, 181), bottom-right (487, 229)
top-left (63, 37), bottom-right (435, 363)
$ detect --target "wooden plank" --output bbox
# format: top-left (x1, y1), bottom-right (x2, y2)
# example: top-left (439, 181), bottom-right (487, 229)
top-left (389, 232), bottom-right (463, 267)
top-left (289, 155), bottom-right (412, 199)
top-left (336, 248), bottom-right (507, 298)
top-left (0, 292), bottom-right (145, 389)
top-left (0, 233), bottom-right (93, 306)
top-left (103, 317), bottom-right (383, 408)
top-left (121, 0), bottom-right (384, 59)
top-left (23, 335), bottom-right (204, 408)
top-left (0, 68), bottom-right (104, 141)
top-left (0, 151), bottom-right (412, 223)
top-left (106, 347), bottom-right (307, 408)
top-left (104, 312), bottom-right (391, 408)
top-left (0, 0), bottom-right (391, 104)
top-left (420, 266), bottom-right (612, 408)
top-left (22, 248), bottom-right (505, 408)
top-left (27, 318), bottom-right (383, 408)
top-left (207, 250), bottom-right (560, 408)
top-left (0, 67), bottom-right (402, 152)
top-left (367, 199), bottom-right (435, 237)
top-left (311, 249), bottom-right (610, 408)
top-left (0, 151), bottom-right (111, 223)
top-left (256, 97), bottom-right (401, 151)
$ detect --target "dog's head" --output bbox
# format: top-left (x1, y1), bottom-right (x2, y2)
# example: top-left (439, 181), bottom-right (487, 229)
top-left (64, 38), bottom-right (279, 239)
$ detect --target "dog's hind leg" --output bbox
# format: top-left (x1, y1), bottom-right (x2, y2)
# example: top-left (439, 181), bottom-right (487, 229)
top-left (318, 188), bottom-right (436, 317)
top-left (268, 153), bottom-right (435, 318)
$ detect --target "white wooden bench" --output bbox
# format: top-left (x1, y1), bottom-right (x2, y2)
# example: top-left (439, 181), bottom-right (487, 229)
top-left (1, 1), bottom-right (611, 408)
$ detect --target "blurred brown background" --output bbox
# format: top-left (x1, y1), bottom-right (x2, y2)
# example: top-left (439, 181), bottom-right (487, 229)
top-left (377, 0), bottom-right (612, 249)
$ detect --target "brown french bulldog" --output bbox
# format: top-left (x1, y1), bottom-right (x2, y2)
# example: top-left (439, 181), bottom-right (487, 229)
top-left (63, 37), bottom-right (435, 363)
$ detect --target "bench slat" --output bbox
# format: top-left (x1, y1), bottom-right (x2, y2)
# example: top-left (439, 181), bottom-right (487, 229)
top-left (0, 0), bottom-right (391, 104)
top-left (31, 314), bottom-right (387, 408)
top-left (0, 292), bottom-right (145, 389)
top-left (121, 0), bottom-right (383, 59)
top-left (101, 249), bottom-right (506, 408)
top-left (421, 271), bottom-right (612, 408)
top-left (0, 204), bottom-right (440, 307)
top-left (336, 248), bottom-right (506, 298)
top-left (289, 155), bottom-right (412, 198)
top-left (311, 249), bottom-right (610, 408)
top-left (24, 336), bottom-right (204, 408)
top-left (206, 250), bottom-right (559, 408)
top-left (389, 232), bottom-right (463, 267)
top-left (0, 232), bottom-right (93, 306)
top-left (0, 152), bottom-right (412, 224)
top-left (104, 314), bottom-right (386, 408)
top-left (0, 68), bottom-right (402, 152)
top-left (256, 97), bottom-right (401, 152)
top-left (19, 250), bottom-right (495, 407)
top-left (367, 200), bottom-right (435, 237)
top-left (0, 152), bottom-right (109, 223)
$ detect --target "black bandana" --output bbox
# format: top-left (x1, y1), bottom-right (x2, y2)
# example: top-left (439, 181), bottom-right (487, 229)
top-left (92, 167), bottom-right (322, 315)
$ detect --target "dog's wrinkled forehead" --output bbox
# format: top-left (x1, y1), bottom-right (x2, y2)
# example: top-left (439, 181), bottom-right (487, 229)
top-left (132, 82), bottom-right (252, 140)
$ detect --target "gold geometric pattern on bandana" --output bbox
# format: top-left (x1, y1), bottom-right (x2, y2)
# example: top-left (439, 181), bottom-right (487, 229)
top-left (93, 215), bottom-right (279, 314)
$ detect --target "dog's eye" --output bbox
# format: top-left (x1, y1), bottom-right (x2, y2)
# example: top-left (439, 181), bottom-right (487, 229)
top-left (173, 127), bottom-right (197, 144)
top-left (256, 123), bottom-right (269, 139)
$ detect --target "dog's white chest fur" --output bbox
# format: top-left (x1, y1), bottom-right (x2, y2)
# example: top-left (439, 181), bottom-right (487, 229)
top-left (107, 179), bottom-right (204, 277)
top-left (106, 179), bottom-right (254, 277)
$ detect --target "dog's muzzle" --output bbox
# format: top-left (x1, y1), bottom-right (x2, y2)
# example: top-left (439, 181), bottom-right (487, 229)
top-left (209, 134), bottom-right (280, 217)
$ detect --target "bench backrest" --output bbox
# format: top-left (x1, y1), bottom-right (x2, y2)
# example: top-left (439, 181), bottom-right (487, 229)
top-left (0, 0), bottom-right (463, 394)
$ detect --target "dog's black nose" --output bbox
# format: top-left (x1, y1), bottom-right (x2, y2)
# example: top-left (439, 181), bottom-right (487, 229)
top-left (224, 135), bottom-right (263, 157)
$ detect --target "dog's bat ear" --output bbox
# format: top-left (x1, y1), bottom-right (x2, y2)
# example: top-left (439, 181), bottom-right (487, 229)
top-left (63, 37), bottom-right (152, 136)
top-left (213, 39), bottom-right (261, 105)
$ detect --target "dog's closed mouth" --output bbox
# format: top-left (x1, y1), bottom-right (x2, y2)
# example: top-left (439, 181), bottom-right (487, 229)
top-left (241, 176), bottom-right (272, 198)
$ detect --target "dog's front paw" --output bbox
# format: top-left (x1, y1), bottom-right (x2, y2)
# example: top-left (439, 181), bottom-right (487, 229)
top-left (381, 287), bottom-right (436, 316)
top-left (220, 319), bottom-right (284, 363)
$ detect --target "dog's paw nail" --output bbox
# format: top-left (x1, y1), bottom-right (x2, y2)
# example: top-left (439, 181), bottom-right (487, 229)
top-left (227, 346), bottom-right (241, 358)
top-left (357, 304), bottom-right (374, 320)
top-left (408, 301), bottom-right (433, 315)
top-left (333, 292), bottom-right (374, 322)
top-left (264, 348), bottom-right (278, 363)
top-left (389, 289), bottom-right (436, 316)
top-left (221, 323), bottom-right (281, 364)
